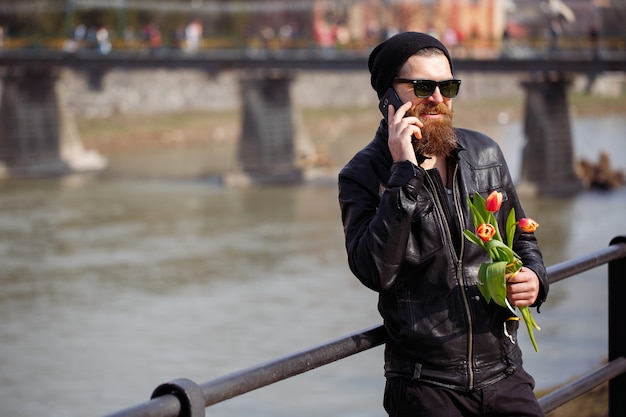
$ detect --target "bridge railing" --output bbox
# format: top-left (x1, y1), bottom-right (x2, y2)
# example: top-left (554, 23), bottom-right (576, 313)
top-left (2, 34), bottom-right (626, 54)
top-left (104, 235), bottom-right (626, 417)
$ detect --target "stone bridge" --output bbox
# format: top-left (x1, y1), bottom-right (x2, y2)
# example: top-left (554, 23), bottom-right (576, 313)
top-left (1, 48), bottom-right (625, 193)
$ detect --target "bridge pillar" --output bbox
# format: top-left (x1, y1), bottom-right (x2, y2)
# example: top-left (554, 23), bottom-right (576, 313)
top-left (0, 66), bottom-right (106, 178)
top-left (520, 74), bottom-right (582, 196)
top-left (227, 71), bottom-right (302, 185)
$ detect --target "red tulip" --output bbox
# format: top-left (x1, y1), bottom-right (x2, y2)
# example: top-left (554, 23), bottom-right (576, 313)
top-left (485, 191), bottom-right (503, 213)
top-left (476, 223), bottom-right (496, 242)
top-left (519, 217), bottom-right (539, 233)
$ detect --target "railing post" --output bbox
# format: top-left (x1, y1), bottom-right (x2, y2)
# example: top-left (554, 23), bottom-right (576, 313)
top-left (608, 235), bottom-right (626, 417)
top-left (151, 378), bottom-right (205, 417)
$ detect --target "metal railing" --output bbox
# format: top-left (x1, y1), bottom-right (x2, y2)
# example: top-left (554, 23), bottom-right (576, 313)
top-left (104, 235), bottom-right (626, 417)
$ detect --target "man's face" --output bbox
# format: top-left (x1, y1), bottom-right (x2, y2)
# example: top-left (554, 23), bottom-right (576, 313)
top-left (392, 53), bottom-right (457, 157)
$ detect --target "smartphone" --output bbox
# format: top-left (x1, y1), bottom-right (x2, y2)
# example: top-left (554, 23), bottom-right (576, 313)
top-left (378, 87), bottom-right (404, 122)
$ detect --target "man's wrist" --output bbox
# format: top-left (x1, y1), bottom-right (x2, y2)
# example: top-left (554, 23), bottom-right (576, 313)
top-left (389, 160), bottom-right (420, 188)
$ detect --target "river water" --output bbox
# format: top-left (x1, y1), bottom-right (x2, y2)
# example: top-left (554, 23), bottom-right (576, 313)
top-left (0, 116), bottom-right (625, 417)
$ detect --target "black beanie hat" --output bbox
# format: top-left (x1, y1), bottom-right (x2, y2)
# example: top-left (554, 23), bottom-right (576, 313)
top-left (368, 32), bottom-right (453, 99)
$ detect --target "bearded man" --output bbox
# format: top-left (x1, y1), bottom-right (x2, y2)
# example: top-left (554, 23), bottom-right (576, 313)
top-left (338, 32), bottom-right (549, 417)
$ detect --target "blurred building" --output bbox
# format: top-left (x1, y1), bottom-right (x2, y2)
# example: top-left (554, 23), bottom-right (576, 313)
top-left (310, 0), bottom-right (620, 51)
top-left (311, 0), bottom-right (508, 50)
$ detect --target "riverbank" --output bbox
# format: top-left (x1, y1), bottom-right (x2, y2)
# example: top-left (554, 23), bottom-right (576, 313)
top-left (77, 93), bottom-right (626, 179)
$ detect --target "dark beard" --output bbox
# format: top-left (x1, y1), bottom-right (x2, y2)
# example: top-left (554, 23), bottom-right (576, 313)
top-left (408, 103), bottom-right (457, 157)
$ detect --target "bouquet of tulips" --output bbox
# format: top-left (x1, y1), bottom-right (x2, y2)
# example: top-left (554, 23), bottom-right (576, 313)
top-left (463, 191), bottom-right (542, 352)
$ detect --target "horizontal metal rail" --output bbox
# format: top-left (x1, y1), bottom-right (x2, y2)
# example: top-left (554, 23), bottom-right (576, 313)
top-left (546, 241), bottom-right (626, 284)
top-left (200, 324), bottom-right (387, 407)
top-left (104, 238), bottom-right (626, 417)
top-left (104, 325), bottom-right (387, 417)
top-left (539, 356), bottom-right (626, 413)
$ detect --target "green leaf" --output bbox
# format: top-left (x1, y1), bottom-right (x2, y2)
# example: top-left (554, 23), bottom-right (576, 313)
top-left (484, 261), bottom-right (507, 308)
top-left (520, 306), bottom-right (541, 352)
top-left (495, 245), bottom-right (515, 263)
top-left (467, 195), bottom-right (485, 229)
top-left (477, 263), bottom-right (492, 303)
top-left (485, 239), bottom-right (515, 263)
top-left (472, 192), bottom-right (490, 226)
top-left (463, 230), bottom-right (483, 248)
top-left (506, 207), bottom-right (517, 248)
top-left (488, 212), bottom-right (503, 242)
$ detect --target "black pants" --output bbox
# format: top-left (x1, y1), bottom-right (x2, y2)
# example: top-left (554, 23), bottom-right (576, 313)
top-left (383, 366), bottom-right (545, 417)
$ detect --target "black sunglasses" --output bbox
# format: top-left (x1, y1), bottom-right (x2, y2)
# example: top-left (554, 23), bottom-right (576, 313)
top-left (393, 78), bottom-right (461, 98)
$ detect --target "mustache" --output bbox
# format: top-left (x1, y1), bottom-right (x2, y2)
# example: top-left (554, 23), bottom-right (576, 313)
top-left (409, 103), bottom-right (453, 120)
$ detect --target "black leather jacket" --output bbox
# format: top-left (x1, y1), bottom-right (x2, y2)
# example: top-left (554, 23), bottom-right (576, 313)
top-left (338, 121), bottom-right (548, 392)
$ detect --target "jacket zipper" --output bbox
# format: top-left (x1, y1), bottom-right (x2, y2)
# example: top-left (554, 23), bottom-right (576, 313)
top-left (422, 163), bottom-right (476, 391)
top-left (451, 167), bottom-right (476, 391)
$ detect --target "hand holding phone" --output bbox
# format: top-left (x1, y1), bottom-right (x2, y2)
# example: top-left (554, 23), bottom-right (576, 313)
top-left (379, 87), bottom-right (424, 165)
top-left (378, 88), bottom-right (404, 123)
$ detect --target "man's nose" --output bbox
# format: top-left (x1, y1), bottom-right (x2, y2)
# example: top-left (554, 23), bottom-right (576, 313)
top-left (426, 87), bottom-right (444, 103)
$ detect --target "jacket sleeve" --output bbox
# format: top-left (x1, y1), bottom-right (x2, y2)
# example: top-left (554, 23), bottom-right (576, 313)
top-left (338, 160), bottom-right (424, 291)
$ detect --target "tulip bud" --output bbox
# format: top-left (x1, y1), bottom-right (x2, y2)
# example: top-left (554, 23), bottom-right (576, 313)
top-left (485, 191), bottom-right (503, 213)
top-left (476, 223), bottom-right (496, 242)
top-left (519, 217), bottom-right (539, 233)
